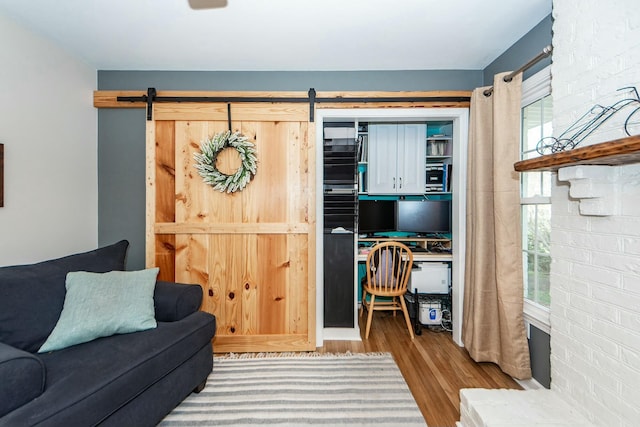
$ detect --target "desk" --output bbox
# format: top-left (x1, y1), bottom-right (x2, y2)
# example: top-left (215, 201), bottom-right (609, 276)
top-left (357, 251), bottom-right (452, 262)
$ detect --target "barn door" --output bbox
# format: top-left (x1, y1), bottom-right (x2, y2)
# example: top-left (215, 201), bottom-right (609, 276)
top-left (146, 100), bottom-right (315, 353)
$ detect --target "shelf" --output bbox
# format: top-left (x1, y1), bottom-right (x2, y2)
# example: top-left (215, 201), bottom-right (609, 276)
top-left (514, 135), bottom-right (640, 172)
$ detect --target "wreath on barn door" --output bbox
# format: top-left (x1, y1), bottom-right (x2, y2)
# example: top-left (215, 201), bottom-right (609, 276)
top-left (193, 130), bottom-right (258, 193)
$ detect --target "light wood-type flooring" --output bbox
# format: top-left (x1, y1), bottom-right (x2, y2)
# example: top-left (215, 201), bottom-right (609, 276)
top-left (319, 311), bottom-right (522, 427)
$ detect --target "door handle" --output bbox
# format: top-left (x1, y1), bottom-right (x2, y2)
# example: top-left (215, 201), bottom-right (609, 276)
top-left (393, 177), bottom-right (396, 189)
top-left (399, 177), bottom-right (403, 188)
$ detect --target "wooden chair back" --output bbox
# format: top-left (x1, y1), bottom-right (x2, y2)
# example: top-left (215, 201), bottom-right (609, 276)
top-left (364, 241), bottom-right (414, 297)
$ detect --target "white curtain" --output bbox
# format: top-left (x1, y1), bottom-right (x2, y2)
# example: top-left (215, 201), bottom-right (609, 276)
top-left (462, 72), bottom-right (532, 380)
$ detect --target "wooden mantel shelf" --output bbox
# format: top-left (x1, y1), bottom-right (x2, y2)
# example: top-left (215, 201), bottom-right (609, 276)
top-left (514, 135), bottom-right (640, 172)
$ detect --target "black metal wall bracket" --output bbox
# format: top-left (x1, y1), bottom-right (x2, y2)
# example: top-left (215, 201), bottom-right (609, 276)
top-left (146, 87), bottom-right (156, 121)
top-left (308, 88), bottom-right (316, 122)
top-left (116, 87), bottom-right (157, 120)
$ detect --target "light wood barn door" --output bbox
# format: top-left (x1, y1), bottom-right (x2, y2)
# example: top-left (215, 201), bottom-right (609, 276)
top-left (147, 102), bottom-right (316, 353)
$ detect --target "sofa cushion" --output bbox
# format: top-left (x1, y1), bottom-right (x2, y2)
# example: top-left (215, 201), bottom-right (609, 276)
top-left (1, 312), bottom-right (216, 427)
top-left (0, 342), bottom-right (46, 417)
top-left (39, 268), bottom-right (159, 353)
top-left (0, 240), bottom-right (129, 353)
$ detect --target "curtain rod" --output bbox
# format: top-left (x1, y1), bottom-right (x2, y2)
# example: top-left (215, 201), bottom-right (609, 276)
top-left (483, 45), bottom-right (553, 97)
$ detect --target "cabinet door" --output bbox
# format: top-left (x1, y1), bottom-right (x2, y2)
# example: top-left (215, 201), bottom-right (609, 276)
top-left (397, 123), bottom-right (427, 194)
top-left (367, 124), bottom-right (398, 194)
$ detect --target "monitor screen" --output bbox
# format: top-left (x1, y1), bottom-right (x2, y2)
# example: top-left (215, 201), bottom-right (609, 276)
top-left (358, 200), bottom-right (396, 234)
top-left (396, 200), bottom-right (451, 235)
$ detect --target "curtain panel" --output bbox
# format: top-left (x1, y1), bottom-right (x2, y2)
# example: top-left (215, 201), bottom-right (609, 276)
top-left (462, 72), bottom-right (531, 379)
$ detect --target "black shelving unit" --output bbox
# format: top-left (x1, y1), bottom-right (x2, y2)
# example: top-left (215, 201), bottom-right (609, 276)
top-left (323, 123), bottom-right (358, 328)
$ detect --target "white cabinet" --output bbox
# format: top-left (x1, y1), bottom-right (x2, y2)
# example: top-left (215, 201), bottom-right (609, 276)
top-left (367, 123), bottom-right (426, 194)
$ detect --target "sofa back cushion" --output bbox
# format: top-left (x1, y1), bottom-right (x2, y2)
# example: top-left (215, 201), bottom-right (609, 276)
top-left (0, 240), bottom-right (129, 353)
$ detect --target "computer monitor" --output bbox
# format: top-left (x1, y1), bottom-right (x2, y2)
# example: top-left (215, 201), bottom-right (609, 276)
top-left (358, 200), bottom-right (396, 234)
top-left (396, 200), bottom-right (451, 235)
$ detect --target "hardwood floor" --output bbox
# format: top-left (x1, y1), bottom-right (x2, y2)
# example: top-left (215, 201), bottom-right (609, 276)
top-left (319, 311), bottom-right (521, 427)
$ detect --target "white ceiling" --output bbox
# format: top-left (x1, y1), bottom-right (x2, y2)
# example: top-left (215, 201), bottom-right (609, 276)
top-left (0, 0), bottom-right (551, 71)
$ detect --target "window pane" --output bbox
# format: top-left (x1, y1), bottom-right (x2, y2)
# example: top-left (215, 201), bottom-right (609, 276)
top-left (521, 77), bottom-right (552, 311)
top-left (522, 203), bottom-right (551, 308)
top-left (541, 170), bottom-right (552, 197)
top-left (522, 205), bottom-right (530, 250)
top-left (524, 252), bottom-right (532, 299)
top-left (522, 98), bottom-right (544, 153)
top-left (522, 205), bottom-right (535, 252)
top-left (535, 204), bottom-right (551, 254)
top-left (522, 171), bottom-right (542, 198)
top-left (537, 255), bottom-right (551, 308)
top-left (521, 94), bottom-right (553, 198)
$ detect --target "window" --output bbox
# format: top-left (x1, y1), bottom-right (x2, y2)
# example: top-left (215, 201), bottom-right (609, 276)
top-left (520, 67), bottom-right (552, 330)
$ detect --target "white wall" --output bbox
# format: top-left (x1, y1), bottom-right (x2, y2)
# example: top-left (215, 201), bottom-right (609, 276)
top-left (550, 1), bottom-right (640, 426)
top-left (0, 13), bottom-right (98, 266)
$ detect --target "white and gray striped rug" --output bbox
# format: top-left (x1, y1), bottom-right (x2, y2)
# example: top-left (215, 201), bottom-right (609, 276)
top-left (159, 352), bottom-right (427, 426)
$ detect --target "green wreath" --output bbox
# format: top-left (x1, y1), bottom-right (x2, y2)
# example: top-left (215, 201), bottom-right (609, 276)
top-left (193, 130), bottom-right (257, 193)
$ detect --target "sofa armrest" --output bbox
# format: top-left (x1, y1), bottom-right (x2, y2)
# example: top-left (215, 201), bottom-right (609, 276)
top-left (0, 342), bottom-right (46, 417)
top-left (153, 281), bottom-right (204, 322)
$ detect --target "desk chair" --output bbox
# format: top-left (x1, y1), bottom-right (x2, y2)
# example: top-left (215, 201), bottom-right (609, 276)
top-left (360, 241), bottom-right (414, 339)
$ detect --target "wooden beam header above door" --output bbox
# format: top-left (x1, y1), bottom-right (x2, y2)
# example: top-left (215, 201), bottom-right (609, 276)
top-left (94, 89), bottom-right (472, 121)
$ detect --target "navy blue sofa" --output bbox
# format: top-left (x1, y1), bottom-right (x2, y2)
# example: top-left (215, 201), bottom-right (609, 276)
top-left (0, 241), bottom-right (216, 426)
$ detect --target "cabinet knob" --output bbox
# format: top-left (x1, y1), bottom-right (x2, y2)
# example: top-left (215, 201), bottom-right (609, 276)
top-left (393, 177), bottom-right (396, 189)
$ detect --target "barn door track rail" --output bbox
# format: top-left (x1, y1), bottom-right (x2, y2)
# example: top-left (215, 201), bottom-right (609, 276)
top-left (116, 88), bottom-right (471, 122)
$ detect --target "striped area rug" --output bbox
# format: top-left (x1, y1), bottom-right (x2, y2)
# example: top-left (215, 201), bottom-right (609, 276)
top-left (159, 352), bottom-right (427, 426)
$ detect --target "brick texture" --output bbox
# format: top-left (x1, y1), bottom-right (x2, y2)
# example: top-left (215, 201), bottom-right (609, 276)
top-left (550, 1), bottom-right (640, 426)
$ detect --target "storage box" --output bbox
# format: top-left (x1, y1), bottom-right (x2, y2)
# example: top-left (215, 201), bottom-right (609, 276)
top-left (409, 262), bottom-right (450, 294)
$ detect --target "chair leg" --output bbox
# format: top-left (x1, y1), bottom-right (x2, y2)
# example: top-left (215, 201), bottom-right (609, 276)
top-left (360, 289), bottom-right (367, 318)
top-left (399, 294), bottom-right (415, 340)
top-left (364, 295), bottom-right (375, 339)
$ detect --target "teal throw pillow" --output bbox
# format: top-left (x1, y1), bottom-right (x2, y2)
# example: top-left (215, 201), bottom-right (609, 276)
top-left (38, 268), bottom-right (159, 353)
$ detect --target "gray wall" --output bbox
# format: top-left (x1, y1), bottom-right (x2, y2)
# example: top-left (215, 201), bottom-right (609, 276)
top-left (97, 108), bottom-right (146, 269)
top-left (98, 70), bottom-right (482, 92)
top-left (529, 325), bottom-right (551, 388)
top-left (97, 70), bottom-right (481, 270)
top-left (483, 14), bottom-right (553, 85)
top-left (483, 14), bottom-right (553, 389)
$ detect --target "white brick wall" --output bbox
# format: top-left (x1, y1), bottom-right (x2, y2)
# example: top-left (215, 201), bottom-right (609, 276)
top-left (551, 1), bottom-right (640, 426)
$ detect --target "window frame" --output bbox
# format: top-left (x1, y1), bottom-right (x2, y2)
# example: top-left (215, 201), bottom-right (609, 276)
top-left (520, 66), bottom-right (552, 333)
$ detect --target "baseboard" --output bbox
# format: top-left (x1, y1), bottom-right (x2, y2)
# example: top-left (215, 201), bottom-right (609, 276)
top-left (322, 327), bottom-right (362, 341)
top-left (514, 376), bottom-right (545, 390)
